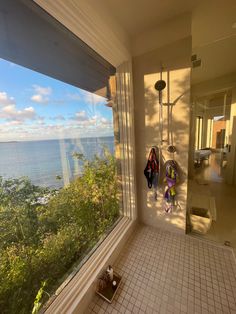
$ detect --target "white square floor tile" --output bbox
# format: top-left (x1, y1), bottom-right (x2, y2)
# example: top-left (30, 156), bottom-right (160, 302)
top-left (86, 225), bottom-right (236, 314)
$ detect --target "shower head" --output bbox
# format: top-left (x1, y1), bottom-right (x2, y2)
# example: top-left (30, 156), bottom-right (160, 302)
top-left (154, 80), bottom-right (166, 91)
top-left (167, 145), bottom-right (177, 154)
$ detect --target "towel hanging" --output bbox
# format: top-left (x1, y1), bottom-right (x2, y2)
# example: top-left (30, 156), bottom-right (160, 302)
top-left (144, 147), bottom-right (159, 189)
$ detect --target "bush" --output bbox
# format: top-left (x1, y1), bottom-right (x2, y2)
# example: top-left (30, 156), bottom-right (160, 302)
top-left (0, 153), bottom-right (120, 313)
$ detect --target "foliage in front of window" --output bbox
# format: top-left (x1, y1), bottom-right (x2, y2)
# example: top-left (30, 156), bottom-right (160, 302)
top-left (0, 153), bottom-right (120, 314)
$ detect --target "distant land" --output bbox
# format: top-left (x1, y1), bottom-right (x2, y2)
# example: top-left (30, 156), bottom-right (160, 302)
top-left (0, 135), bottom-right (114, 143)
top-left (0, 141), bottom-right (18, 143)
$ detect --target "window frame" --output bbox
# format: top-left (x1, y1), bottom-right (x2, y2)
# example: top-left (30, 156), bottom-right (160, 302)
top-left (33, 1), bottom-right (137, 313)
top-left (195, 115), bottom-right (203, 150)
top-left (43, 65), bottom-right (136, 313)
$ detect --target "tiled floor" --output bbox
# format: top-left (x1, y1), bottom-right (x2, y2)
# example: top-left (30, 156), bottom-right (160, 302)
top-left (87, 225), bottom-right (236, 313)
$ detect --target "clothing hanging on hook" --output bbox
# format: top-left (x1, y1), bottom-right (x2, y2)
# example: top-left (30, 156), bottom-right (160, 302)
top-left (163, 160), bottom-right (179, 213)
top-left (144, 147), bottom-right (159, 189)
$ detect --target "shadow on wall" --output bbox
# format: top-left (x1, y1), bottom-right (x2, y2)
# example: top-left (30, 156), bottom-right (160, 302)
top-left (133, 38), bottom-right (191, 232)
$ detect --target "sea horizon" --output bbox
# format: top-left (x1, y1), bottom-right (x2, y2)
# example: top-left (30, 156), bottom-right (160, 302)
top-left (0, 134), bottom-right (114, 144)
top-left (0, 136), bottom-right (115, 188)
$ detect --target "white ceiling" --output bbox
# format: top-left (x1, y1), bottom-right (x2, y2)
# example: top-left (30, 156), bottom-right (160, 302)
top-left (104, 0), bottom-right (236, 88)
top-left (103, 0), bottom-right (201, 37)
top-left (192, 35), bottom-right (236, 85)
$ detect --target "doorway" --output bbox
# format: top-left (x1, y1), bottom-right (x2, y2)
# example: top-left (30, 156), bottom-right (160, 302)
top-left (187, 32), bottom-right (236, 250)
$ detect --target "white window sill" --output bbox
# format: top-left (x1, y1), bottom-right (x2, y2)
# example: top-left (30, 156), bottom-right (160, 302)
top-left (44, 216), bottom-right (136, 313)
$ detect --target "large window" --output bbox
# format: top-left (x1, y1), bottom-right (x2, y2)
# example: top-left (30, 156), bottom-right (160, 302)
top-left (195, 115), bottom-right (203, 150)
top-left (0, 1), bottom-right (122, 313)
top-left (0, 58), bottom-right (121, 314)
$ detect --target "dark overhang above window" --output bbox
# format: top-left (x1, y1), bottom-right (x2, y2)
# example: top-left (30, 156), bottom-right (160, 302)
top-left (0, 0), bottom-right (116, 98)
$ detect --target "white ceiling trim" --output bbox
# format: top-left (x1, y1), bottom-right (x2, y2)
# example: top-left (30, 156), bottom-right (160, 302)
top-left (34, 0), bottom-right (131, 67)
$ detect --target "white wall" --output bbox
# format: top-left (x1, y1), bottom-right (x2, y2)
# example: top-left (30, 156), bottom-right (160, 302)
top-left (130, 9), bottom-right (192, 233)
top-left (133, 37), bottom-right (191, 233)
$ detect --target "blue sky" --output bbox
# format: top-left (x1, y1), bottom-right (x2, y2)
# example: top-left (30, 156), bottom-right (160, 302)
top-left (0, 58), bottom-right (114, 141)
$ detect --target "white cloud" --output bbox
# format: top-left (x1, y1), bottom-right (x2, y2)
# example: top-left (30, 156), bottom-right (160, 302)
top-left (33, 85), bottom-right (52, 96)
top-left (72, 111), bottom-right (99, 127)
top-left (68, 91), bottom-right (106, 105)
top-left (0, 119), bottom-right (114, 141)
top-left (36, 118), bottom-right (45, 125)
top-left (50, 115), bottom-right (65, 121)
top-left (0, 90), bottom-right (113, 141)
top-left (0, 92), bottom-right (15, 106)
top-left (24, 106), bottom-right (35, 114)
top-left (100, 117), bottom-right (112, 126)
top-left (67, 93), bottom-right (81, 101)
top-left (72, 112), bottom-right (113, 130)
top-left (31, 94), bottom-right (45, 103)
top-left (4, 120), bottom-right (23, 126)
top-left (75, 111), bottom-right (88, 121)
top-left (0, 91), bottom-right (37, 122)
top-left (31, 85), bottom-right (52, 104)
top-left (82, 91), bottom-right (106, 106)
top-left (0, 104), bottom-right (36, 121)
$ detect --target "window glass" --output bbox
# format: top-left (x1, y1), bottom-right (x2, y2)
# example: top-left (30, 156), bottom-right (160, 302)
top-left (195, 116), bottom-right (203, 149)
top-left (0, 57), bottom-right (121, 314)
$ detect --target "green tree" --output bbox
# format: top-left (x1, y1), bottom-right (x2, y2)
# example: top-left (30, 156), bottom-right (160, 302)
top-left (0, 152), bottom-right (120, 314)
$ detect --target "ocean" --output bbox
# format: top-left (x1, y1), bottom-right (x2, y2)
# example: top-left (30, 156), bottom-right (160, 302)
top-left (0, 136), bottom-right (114, 188)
